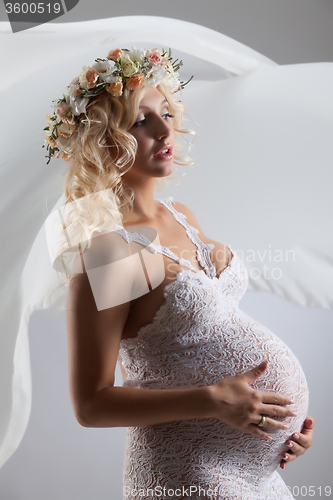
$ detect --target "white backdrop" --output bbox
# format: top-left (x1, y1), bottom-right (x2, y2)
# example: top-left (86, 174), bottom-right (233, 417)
top-left (0, 13), bottom-right (332, 500)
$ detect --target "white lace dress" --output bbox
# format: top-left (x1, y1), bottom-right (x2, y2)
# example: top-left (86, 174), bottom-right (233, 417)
top-left (116, 197), bottom-right (309, 500)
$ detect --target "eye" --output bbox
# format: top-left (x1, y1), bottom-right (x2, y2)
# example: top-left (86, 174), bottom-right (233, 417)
top-left (133, 117), bottom-right (146, 128)
top-left (162, 112), bottom-right (174, 120)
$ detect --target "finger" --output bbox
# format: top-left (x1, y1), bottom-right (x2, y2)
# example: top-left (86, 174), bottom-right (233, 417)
top-left (241, 361), bottom-right (267, 382)
top-left (285, 440), bottom-right (305, 457)
top-left (290, 431), bottom-right (311, 449)
top-left (280, 460), bottom-right (289, 470)
top-left (259, 403), bottom-right (297, 419)
top-left (280, 421), bottom-right (315, 470)
top-left (255, 415), bottom-right (290, 432)
top-left (301, 416), bottom-right (315, 433)
top-left (280, 451), bottom-right (296, 469)
top-left (261, 391), bottom-right (294, 407)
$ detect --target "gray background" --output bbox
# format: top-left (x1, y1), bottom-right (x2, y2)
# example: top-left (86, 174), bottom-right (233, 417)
top-left (0, 1), bottom-right (332, 499)
top-left (1, 0), bottom-right (333, 64)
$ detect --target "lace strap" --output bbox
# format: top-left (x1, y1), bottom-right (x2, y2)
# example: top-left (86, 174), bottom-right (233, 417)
top-left (158, 197), bottom-right (216, 279)
top-left (101, 224), bottom-right (200, 274)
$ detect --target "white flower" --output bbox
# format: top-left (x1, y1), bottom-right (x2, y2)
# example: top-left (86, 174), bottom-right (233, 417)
top-left (162, 71), bottom-right (181, 93)
top-left (160, 63), bottom-right (181, 92)
top-left (78, 65), bottom-right (99, 90)
top-left (79, 65), bottom-right (90, 89)
top-left (63, 83), bottom-right (89, 116)
top-left (127, 46), bottom-right (148, 65)
top-left (92, 59), bottom-right (117, 83)
top-left (121, 54), bottom-right (139, 77)
top-left (145, 65), bottom-right (167, 88)
top-left (72, 95), bottom-right (89, 115)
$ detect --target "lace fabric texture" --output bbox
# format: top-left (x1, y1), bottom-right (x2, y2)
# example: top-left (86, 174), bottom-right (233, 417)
top-left (115, 197), bottom-right (309, 500)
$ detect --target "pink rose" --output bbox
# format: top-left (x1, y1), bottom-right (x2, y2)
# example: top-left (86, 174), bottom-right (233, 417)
top-left (126, 73), bottom-right (145, 90)
top-left (57, 102), bottom-right (70, 118)
top-left (57, 102), bottom-right (75, 124)
top-left (107, 49), bottom-right (122, 62)
top-left (85, 69), bottom-right (99, 89)
top-left (148, 50), bottom-right (168, 66)
top-left (106, 77), bottom-right (123, 97)
top-left (73, 86), bottom-right (82, 97)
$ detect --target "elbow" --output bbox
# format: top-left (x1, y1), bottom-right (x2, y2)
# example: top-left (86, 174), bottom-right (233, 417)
top-left (71, 386), bottom-right (118, 428)
top-left (72, 397), bottom-right (118, 428)
top-left (72, 400), bottom-right (97, 428)
top-left (76, 415), bottom-right (91, 428)
top-left (74, 406), bottom-right (93, 428)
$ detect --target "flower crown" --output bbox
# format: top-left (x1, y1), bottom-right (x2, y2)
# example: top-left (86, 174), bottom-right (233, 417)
top-left (43, 47), bottom-right (192, 164)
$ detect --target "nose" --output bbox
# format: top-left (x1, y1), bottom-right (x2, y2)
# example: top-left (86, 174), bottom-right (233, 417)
top-left (155, 115), bottom-right (171, 141)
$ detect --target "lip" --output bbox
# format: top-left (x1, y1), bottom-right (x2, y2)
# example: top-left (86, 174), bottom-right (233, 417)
top-left (153, 144), bottom-right (173, 159)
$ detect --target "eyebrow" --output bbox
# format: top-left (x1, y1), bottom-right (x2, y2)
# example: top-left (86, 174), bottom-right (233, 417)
top-left (139, 99), bottom-right (168, 109)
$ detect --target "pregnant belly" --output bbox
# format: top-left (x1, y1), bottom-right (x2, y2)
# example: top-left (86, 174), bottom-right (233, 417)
top-left (223, 311), bottom-right (310, 414)
top-left (207, 311), bottom-right (310, 478)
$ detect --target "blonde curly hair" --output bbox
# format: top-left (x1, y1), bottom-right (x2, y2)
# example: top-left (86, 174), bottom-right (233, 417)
top-left (46, 81), bottom-right (194, 304)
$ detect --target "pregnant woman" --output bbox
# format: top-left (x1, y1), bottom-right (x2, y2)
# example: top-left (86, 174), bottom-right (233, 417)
top-left (46, 47), bottom-right (314, 499)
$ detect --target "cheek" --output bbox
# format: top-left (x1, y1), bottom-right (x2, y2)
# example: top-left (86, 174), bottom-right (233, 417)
top-left (132, 137), bottom-right (150, 166)
top-left (135, 138), bottom-right (148, 158)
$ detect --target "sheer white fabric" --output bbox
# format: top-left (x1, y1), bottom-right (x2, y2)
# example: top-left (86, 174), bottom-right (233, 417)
top-left (118, 198), bottom-right (309, 499)
top-left (0, 16), bottom-right (330, 468)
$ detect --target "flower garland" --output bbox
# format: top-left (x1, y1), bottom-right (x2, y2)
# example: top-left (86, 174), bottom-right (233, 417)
top-left (43, 47), bottom-right (192, 163)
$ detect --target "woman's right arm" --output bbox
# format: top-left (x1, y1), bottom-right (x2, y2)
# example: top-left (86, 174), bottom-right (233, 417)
top-left (66, 241), bottom-right (296, 439)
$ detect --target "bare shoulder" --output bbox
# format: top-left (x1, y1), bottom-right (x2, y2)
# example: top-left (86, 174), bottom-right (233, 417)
top-left (67, 228), bottom-right (134, 313)
top-left (173, 200), bottom-right (233, 271)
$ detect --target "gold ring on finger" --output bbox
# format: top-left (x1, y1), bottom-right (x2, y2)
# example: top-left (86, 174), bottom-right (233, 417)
top-left (258, 415), bottom-right (267, 427)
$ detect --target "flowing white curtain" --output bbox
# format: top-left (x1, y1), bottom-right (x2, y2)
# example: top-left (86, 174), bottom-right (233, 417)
top-left (0, 15), bottom-right (332, 468)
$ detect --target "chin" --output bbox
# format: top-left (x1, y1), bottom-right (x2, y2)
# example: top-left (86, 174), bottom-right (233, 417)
top-left (161, 167), bottom-right (174, 178)
top-left (152, 163), bottom-right (174, 178)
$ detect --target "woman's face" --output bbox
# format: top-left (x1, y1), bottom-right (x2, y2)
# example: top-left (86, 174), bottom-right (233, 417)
top-left (125, 86), bottom-right (175, 182)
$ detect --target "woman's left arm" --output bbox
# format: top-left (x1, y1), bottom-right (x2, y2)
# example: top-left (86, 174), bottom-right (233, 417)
top-left (280, 416), bottom-right (315, 469)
